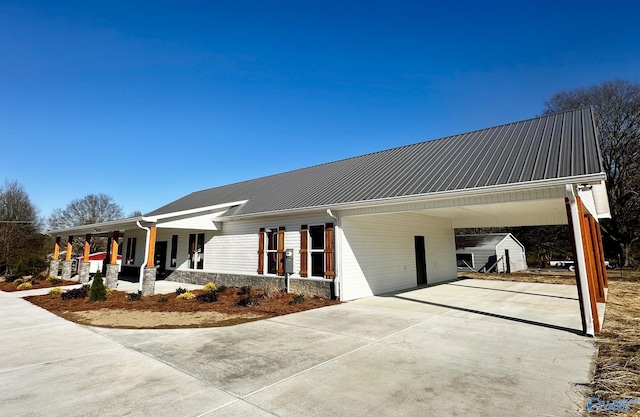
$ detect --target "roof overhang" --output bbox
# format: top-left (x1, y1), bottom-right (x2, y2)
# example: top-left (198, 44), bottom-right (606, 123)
top-left (47, 200), bottom-right (248, 236)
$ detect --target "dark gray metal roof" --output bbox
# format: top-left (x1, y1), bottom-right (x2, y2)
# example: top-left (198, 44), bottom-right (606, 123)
top-left (147, 108), bottom-right (604, 217)
top-left (455, 234), bottom-right (512, 250)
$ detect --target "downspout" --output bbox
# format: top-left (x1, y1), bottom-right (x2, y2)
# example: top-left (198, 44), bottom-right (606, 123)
top-left (326, 209), bottom-right (341, 300)
top-left (136, 221), bottom-right (151, 294)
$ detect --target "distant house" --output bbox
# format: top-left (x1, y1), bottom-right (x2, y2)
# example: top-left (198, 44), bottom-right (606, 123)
top-left (75, 252), bottom-right (122, 274)
top-left (456, 233), bottom-right (527, 273)
top-left (48, 108), bottom-right (611, 335)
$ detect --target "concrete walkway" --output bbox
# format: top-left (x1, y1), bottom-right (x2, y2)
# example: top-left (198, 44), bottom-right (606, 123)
top-left (0, 279), bottom-right (597, 416)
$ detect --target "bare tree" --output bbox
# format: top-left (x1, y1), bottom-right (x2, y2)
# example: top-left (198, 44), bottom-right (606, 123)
top-left (48, 194), bottom-right (124, 254)
top-left (544, 79), bottom-right (640, 266)
top-left (0, 180), bottom-right (41, 275)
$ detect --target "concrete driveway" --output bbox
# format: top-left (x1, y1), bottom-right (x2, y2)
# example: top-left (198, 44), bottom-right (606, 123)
top-left (0, 279), bottom-right (596, 416)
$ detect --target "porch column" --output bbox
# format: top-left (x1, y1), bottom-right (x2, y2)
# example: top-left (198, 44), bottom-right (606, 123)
top-left (49, 237), bottom-right (61, 277)
top-left (141, 226), bottom-right (157, 296)
top-left (61, 236), bottom-right (74, 280)
top-left (105, 231), bottom-right (120, 289)
top-left (78, 234), bottom-right (92, 283)
top-left (565, 192), bottom-right (598, 336)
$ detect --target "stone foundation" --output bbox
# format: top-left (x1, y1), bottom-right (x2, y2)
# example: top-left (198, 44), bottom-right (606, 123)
top-left (49, 260), bottom-right (60, 277)
top-left (142, 267), bottom-right (157, 296)
top-left (78, 262), bottom-right (91, 283)
top-left (61, 261), bottom-right (73, 280)
top-left (166, 270), bottom-right (334, 299)
top-left (105, 264), bottom-right (119, 289)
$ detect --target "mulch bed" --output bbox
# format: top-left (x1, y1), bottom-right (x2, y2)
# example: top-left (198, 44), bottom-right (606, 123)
top-left (25, 286), bottom-right (339, 317)
top-left (0, 276), bottom-right (78, 292)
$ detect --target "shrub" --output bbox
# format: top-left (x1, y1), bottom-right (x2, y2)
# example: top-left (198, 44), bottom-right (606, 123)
top-left (157, 296), bottom-right (169, 303)
top-left (291, 294), bottom-right (305, 305)
top-left (217, 284), bottom-right (228, 293)
top-left (196, 290), bottom-right (218, 303)
top-left (62, 285), bottom-right (90, 300)
top-left (128, 292), bottom-right (141, 301)
top-left (235, 294), bottom-right (259, 307)
top-left (17, 282), bottom-right (33, 290)
top-left (238, 285), bottom-right (252, 295)
top-left (48, 287), bottom-right (63, 296)
top-left (105, 287), bottom-right (113, 296)
top-left (46, 276), bottom-right (62, 285)
top-left (88, 271), bottom-right (107, 302)
top-left (177, 291), bottom-right (195, 300)
top-left (203, 282), bottom-right (217, 292)
top-left (175, 287), bottom-right (187, 295)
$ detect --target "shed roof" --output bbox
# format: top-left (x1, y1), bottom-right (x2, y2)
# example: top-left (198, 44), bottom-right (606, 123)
top-left (148, 108), bottom-right (604, 217)
top-left (455, 233), bottom-right (519, 251)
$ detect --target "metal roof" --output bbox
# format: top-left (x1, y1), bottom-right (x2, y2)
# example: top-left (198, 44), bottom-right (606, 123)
top-left (455, 233), bottom-right (514, 250)
top-left (147, 108), bottom-right (604, 217)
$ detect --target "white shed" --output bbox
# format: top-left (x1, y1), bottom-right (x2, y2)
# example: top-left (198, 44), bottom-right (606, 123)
top-left (455, 233), bottom-right (527, 273)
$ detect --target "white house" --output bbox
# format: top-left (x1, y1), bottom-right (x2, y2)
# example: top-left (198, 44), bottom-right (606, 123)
top-left (455, 233), bottom-right (527, 273)
top-left (48, 108), bottom-right (611, 336)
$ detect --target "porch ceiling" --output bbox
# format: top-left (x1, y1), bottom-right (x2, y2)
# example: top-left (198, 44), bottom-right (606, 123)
top-left (416, 198), bottom-right (568, 228)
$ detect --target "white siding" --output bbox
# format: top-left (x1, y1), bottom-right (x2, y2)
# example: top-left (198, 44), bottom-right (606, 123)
top-left (204, 213), bottom-right (334, 276)
top-left (496, 237), bottom-right (528, 272)
top-left (340, 212), bottom-right (456, 300)
top-left (121, 229), bottom-right (147, 267)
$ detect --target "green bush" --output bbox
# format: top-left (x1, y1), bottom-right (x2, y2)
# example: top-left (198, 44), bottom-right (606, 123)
top-left (175, 287), bottom-right (187, 295)
top-left (88, 271), bottom-right (107, 302)
top-left (128, 292), bottom-right (141, 301)
top-left (61, 285), bottom-right (90, 300)
top-left (49, 287), bottom-right (63, 296)
top-left (203, 282), bottom-right (217, 291)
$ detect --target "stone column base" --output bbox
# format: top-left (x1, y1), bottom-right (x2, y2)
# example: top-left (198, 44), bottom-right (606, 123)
top-left (61, 261), bottom-right (73, 280)
top-left (78, 262), bottom-right (91, 283)
top-left (142, 267), bottom-right (157, 296)
top-left (105, 264), bottom-right (119, 289)
top-left (49, 260), bottom-right (60, 277)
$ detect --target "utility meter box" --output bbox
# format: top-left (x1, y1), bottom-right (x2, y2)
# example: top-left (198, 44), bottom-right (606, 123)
top-left (284, 249), bottom-right (294, 274)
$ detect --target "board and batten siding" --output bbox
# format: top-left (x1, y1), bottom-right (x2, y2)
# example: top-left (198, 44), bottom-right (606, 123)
top-left (496, 237), bottom-right (527, 272)
top-left (340, 212), bottom-right (456, 300)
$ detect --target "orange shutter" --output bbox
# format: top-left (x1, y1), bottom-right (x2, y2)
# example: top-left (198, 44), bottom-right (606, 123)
top-left (277, 226), bottom-right (285, 276)
top-left (324, 223), bottom-right (335, 279)
top-left (300, 225), bottom-right (308, 277)
top-left (257, 228), bottom-right (265, 274)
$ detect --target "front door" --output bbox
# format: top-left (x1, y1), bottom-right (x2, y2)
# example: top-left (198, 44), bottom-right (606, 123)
top-left (414, 236), bottom-right (427, 285)
top-left (155, 241), bottom-right (167, 278)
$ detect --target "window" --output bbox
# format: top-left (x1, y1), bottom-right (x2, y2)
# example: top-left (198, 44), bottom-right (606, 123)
top-left (266, 228), bottom-right (278, 274)
top-left (170, 235), bottom-right (178, 268)
top-left (258, 227), bottom-right (285, 276)
top-left (188, 233), bottom-right (205, 270)
top-left (300, 223), bottom-right (335, 279)
top-left (456, 253), bottom-right (473, 268)
top-left (309, 225), bottom-right (325, 277)
top-left (125, 237), bottom-right (136, 264)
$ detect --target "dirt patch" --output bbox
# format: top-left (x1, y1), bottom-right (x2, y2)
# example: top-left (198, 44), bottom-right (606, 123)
top-left (63, 309), bottom-right (264, 328)
top-left (25, 286), bottom-right (339, 329)
top-left (458, 270), bottom-right (577, 285)
top-left (0, 276), bottom-right (78, 292)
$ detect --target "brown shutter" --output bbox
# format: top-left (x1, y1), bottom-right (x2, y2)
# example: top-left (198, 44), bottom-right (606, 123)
top-left (277, 226), bottom-right (285, 276)
top-left (300, 225), bottom-right (308, 277)
top-left (257, 228), bottom-right (265, 275)
top-left (324, 223), bottom-right (335, 279)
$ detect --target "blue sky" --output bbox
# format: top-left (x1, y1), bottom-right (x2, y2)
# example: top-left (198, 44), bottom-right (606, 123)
top-left (1, 0), bottom-right (638, 223)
